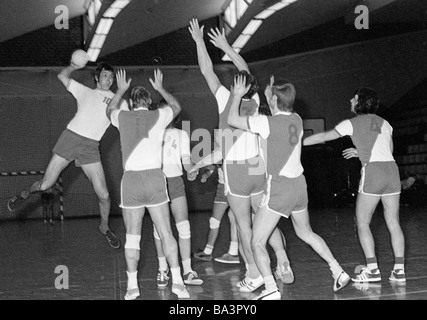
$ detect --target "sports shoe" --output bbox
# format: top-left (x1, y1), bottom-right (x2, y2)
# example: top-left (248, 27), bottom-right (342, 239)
top-left (352, 267), bottom-right (381, 283)
top-left (274, 262), bottom-right (294, 284)
top-left (252, 289), bottom-right (281, 300)
top-left (239, 276), bottom-right (264, 293)
top-left (333, 270), bottom-right (350, 292)
top-left (215, 253), bottom-right (240, 264)
top-left (389, 269), bottom-right (406, 282)
top-left (157, 269), bottom-right (170, 287)
top-left (193, 251), bottom-right (212, 262)
top-left (172, 283), bottom-right (190, 299)
top-left (183, 270), bottom-right (203, 285)
top-left (7, 195), bottom-right (24, 212)
top-left (101, 229), bottom-right (121, 249)
top-left (124, 287), bottom-right (140, 300)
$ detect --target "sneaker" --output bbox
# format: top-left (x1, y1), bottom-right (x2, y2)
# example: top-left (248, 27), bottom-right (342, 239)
top-left (157, 269), bottom-right (170, 288)
top-left (352, 267), bottom-right (381, 283)
top-left (7, 195), bottom-right (24, 212)
top-left (239, 276), bottom-right (264, 293)
top-left (172, 283), bottom-right (190, 299)
top-left (389, 269), bottom-right (406, 282)
top-left (183, 270), bottom-right (203, 285)
top-left (274, 262), bottom-right (294, 284)
top-left (101, 229), bottom-right (121, 249)
top-left (214, 253), bottom-right (240, 264)
top-left (333, 270), bottom-right (350, 292)
top-left (252, 289), bottom-right (281, 300)
top-left (193, 251), bottom-right (212, 262)
top-left (124, 287), bottom-right (140, 300)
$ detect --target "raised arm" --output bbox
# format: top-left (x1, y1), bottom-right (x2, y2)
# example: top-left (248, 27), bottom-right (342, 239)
top-left (106, 69), bottom-right (131, 120)
top-left (149, 69), bottom-right (181, 118)
top-left (57, 61), bottom-right (83, 88)
top-left (303, 130), bottom-right (341, 146)
top-left (227, 75), bottom-right (251, 130)
top-left (189, 18), bottom-right (221, 95)
top-left (208, 27), bottom-right (249, 73)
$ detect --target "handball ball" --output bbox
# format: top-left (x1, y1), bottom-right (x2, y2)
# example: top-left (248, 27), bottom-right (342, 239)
top-left (71, 50), bottom-right (89, 68)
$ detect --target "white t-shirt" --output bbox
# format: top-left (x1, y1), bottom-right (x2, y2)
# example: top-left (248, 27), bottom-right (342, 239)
top-left (162, 128), bottom-right (191, 178)
top-left (66, 79), bottom-right (128, 141)
top-left (215, 85), bottom-right (260, 161)
top-left (110, 107), bottom-right (173, 171)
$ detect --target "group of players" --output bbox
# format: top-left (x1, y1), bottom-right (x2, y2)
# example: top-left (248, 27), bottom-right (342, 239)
top-left (7, 18), bottom-right (406, 300)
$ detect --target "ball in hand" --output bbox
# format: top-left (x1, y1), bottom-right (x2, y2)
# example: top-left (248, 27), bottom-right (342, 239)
top-left (71, 50), bottom-right (89, 68)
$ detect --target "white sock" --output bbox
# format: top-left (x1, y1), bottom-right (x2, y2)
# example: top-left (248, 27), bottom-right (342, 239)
top-left (158, 256), bottom-right (168, 271)
top-left (204, 244), bottom-right (213, 255)
top-left (126, 271), bottom-right (138, 290)
top-left (182, 259), bottom-right (192, 275)
top-left (170, 267), bottom-right (184, 285)
top-left (228, 241), bottom-right (238, 256)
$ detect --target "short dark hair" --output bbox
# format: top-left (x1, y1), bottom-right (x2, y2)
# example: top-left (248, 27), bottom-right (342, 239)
top-left (233, 70), bottom-right (258, 100)
top-left (271, 80), bottom-right (296, 112)
top-left (130, 86), bottom-right (152, 110)
top-left (353, 87), bottom-right (379, 114)
top-left (95, 62), bottom-right (114, 81)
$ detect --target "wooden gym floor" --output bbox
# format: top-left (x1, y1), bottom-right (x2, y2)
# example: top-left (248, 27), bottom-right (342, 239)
top-left (0, 204), bottom-right (426, 300)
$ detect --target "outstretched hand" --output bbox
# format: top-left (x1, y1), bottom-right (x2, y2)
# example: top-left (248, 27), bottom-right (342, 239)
top-left (116, 69), bottom-right (132, 93)
top-left (149, 69), bottom-right (164, 92)
top-left (208, 27), bottom-right (228, 49)
top-left (343, 148), bottom-right (359, 159)
top-left (188, 18), bottom-right (205, 43)
top-left (232, 74), bottom-right (251, 98)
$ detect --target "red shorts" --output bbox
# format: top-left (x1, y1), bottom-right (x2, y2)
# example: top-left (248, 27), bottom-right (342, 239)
top-left (359, 162), bottom-right (401, 196)
top-left (260, 174), bottom-right (308, 218)
top-left (166, 176), bottom-right (186, 201)
top-left (53, 129), bottom-right (100, 167)
top-left (223, 155), bottom-right (266, 198)
top-left (120, 169), bottom-right (169, 209)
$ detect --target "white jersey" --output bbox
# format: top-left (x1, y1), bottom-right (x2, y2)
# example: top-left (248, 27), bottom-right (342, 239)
top-left (110, 107), bottom-right (173, 171)
top-left (215, 85), bottom-right (260, 161)
top-left (335, 115), bottom-right (395, 166)
top-left (162, 128), bottom-right (191, 178)
top-left (66, 79), bottom-right (128, 141)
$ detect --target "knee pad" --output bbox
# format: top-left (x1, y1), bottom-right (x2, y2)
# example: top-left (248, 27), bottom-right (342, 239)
top-left (209, 217), bottom-right (221, 229)
top-left (125, 234), bottom-right (141, 250)
top-left (176, 220), bottom-right (191, 239)
top-left (153, 225), bottom-right (161, 240)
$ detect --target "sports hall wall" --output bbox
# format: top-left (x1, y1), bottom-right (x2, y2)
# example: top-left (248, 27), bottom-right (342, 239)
top-left (1, 30), bottom-right (427, 220)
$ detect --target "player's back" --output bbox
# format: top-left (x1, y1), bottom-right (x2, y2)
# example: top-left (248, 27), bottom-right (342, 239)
top-left (265, 112), bottom-right (304, 178)
top-left (118, 108), bottom-right (168, 171)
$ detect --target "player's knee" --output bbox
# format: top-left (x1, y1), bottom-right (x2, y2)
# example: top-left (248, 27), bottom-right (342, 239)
top-left (209, 217), bottom-right (221, 229)
top-left (153, 225), bottom-right (161, 240)
top-left (176, 220), bottom-right (191, 239)
top-left (125, 234), bottom-right (141, 250)
top-left (97, 190), bottom-right (110, 202)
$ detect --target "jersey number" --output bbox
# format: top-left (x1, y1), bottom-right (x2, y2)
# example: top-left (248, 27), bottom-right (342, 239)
top-left (289, 124), bottom-right (299, 146)
top-left (370, 118), bottom-right (382, 134)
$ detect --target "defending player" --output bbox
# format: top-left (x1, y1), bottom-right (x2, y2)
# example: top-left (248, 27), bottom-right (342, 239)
top-left (189, 19), bottom-right (292, 292)
top-left (304, 87), bottom-right (405, 283)
top-left (152, 105), bottom-right (203, 288)
top-left (228, 75), bottom-right (350, 300)
top-left (106, 69), bottom-right (189, 300)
